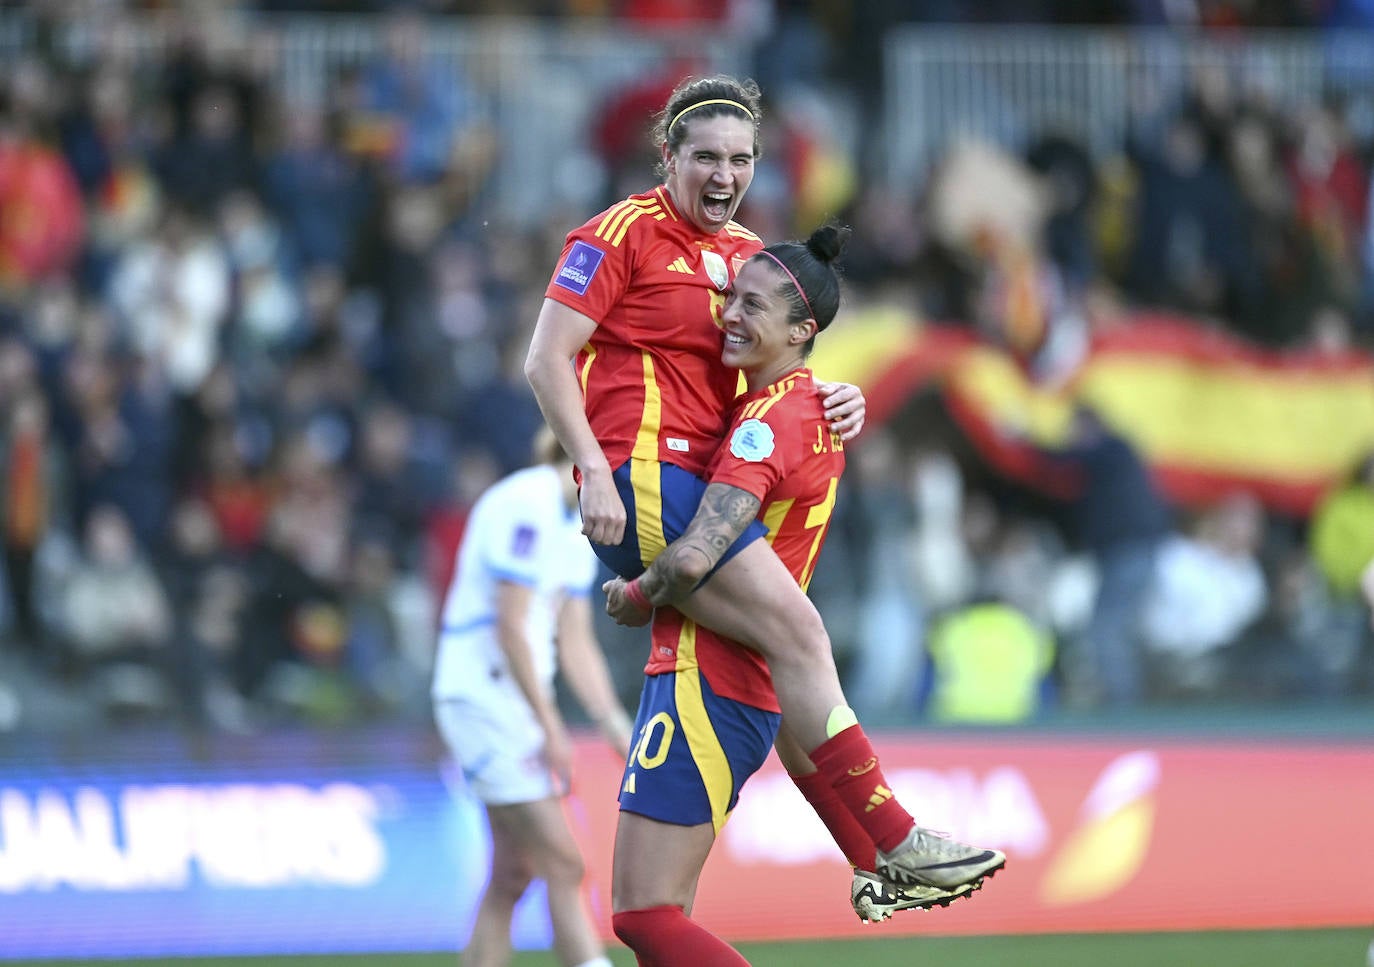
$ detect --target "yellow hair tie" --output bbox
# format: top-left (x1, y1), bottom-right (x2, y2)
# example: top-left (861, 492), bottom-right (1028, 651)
top-left (668, 98), bottom-right (754, 133)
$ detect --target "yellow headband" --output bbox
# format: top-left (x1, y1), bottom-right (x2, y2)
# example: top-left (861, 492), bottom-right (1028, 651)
top-left (668, 98), bottom-right (755, 133)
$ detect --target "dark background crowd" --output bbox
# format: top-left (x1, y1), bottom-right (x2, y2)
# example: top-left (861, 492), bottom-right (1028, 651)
top-left (1, 0), bottom-right (1372, 735)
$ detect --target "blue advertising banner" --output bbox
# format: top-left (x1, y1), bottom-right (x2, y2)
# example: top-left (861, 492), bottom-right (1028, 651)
top-left (0, 727), bottom-right (564, 959)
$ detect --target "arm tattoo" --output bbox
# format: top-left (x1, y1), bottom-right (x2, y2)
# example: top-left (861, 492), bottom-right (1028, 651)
top-left (639, 483), bottom-right (761, 605)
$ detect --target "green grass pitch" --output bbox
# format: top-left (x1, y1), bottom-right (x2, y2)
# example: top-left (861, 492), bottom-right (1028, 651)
top-left (14, 928), bottom-right (1369, 967)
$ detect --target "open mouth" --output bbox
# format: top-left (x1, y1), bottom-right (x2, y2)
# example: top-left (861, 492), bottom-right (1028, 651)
top-left (724, 332), bottom-right (750, 350)
top-left (703, 191), bottom-right (732, 222)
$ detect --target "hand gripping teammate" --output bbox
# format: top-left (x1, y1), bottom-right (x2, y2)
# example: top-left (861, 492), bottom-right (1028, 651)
top-left (523, 75), bottom-right (1005, 938)
top-left (431, 427), bottom-right (635, 967)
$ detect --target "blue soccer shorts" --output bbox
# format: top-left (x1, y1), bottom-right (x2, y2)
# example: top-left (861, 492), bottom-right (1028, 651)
top-left (591, 458), bottom-right (769, 581)
top-left (617, 667), bottom-right (781, 835)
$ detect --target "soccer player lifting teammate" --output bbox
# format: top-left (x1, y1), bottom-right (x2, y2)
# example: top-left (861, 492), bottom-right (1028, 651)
top-left (524, 74), bottom-right (1004, 937)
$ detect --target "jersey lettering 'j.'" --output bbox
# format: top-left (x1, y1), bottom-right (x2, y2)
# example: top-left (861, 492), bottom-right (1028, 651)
top-left (544, 186), bottom-right (763, 477)
top-left (647, 369), bottom-right (847, 711)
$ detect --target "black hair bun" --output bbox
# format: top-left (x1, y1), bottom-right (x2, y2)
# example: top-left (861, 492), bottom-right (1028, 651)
top-left (806, 222), bottom-right (852, 264)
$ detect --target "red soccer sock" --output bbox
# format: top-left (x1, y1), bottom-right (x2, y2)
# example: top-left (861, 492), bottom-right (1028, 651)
top-left (808, 724), bottom-right (915, 854)
top-left (790, 768), bottom-right (878, 871)
top-left (612, 906), bottom-right (750, 967)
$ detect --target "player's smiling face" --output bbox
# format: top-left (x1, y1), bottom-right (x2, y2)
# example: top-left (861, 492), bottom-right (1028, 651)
top-left (663, 115), bottom-right (756, 235)
top-left (720, 258), bottom-right (814, 382)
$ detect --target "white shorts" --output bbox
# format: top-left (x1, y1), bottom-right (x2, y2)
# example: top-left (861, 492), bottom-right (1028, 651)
top-left (433, 695), bottom-right (559, 806)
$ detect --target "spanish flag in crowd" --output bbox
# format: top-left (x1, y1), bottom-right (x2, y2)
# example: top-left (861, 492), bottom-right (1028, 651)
top-left (812, 309), bottom-right (1374, 516)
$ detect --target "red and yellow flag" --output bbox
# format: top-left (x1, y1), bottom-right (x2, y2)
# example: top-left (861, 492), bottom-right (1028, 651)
top-left (812, 310), bottom-right (1374, 515)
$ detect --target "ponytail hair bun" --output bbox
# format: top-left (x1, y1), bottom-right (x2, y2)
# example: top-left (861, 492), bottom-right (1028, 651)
top-left (806, 222), bottom-right (852, 266)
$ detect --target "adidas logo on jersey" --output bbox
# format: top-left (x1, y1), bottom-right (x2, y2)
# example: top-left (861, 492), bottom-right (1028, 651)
top-left (666, 257), bottom-right (693, 275)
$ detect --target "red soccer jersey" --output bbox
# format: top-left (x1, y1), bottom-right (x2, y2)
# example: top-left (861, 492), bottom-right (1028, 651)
top-left (645, 369), bottom-right (847, 711)
top-left (544, 186), bottom-right (763, 477)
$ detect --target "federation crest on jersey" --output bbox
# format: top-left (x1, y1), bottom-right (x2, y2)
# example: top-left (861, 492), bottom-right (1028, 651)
top-left (701, 250), bottom-right (729, 290)
top-left (555, 240), bottom-right (605, 296)
top-left (729, 418), bottom-right (775, 462)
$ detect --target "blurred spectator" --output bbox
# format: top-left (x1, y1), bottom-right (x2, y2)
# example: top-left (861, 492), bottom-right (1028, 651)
top-left (260, 99), bottom-right (375, 272)
top-left (61, 347), bottom-right (174, 548)
top-left (920, 599), bottom-right (1056, 724)
top-left (1304, 451), bottom-right (1374, 691)
top-left (56, 60), bottom-right (161, 293)
top-left (433, 238), bottom-right (496, 385)
top-left (973, 238), bottom-right (1090, 386)
top-left (1285, 101), bottom-right (1367, 314)
top-left (1124, 111), bottom-right (1259, 322)
top-left (841, 430), bottom-right (927, 722)
top-left (0, 341), bottom-right (64, 656)
top-left (198, 418), bottom-right (274, 555)
top-left (592, 56), bottom-right (704, 204)
top-left (615, 0), bottom-right (730, 26)
top-left (154, 496), bottom-right (252, 731)
top-left (920, 139), bottom-right (1095, 383)
top-left (1024, 404), bottom-right (1174, 708)
top-left (0, 65), bottom-right (85, 297)
top-left (351, 398), bottom-right (444, 568)
top-left (108, 203), bottom-right (231, 398)
top-left (219, 188), bottom-right (302, 358)
top-left (154, 81), bottom-right (257, 217)
top-left (363, 181), bottom-right (450, 410)
top-left (456, 336), bottom-right (546, 477)
top-left (759, 87), bottom-right (858, 239)
top-left (340, 532), bottom-right (416, 717)
top-left (355, 8), bottom-right (496, 189)
top-left (981, 514), bottom-right (1069, 630)
top-left (1238, 546), bottom-right (1364, 700)
top-left (58, 503), bottom-right (174, 718)
top-left (1025, 131), bottom-right (1098, 296)
top-left (1309, 451), bottom-right (1374, 602)
top-left (1140, 492), bottom-right (1269, 698)
top-left (1220, 108), bottom-right (1296, 339)
top-left (748, 0), bottom-right (834, 96)
top-left (238, 487), bottom-right (350, 718)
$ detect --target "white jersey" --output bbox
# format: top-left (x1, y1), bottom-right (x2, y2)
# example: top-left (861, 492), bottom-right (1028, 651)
top-left (431, 464), bottom-right (597, 701)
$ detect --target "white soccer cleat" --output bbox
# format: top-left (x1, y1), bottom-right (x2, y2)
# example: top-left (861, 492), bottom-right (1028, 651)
top-left (875, 825), bottom-right (1006, 890)
top-left (851, 869), bottom-right (976, 923)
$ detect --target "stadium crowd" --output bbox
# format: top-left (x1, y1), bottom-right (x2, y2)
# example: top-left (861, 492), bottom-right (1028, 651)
top-left (1, 0), bottom-right (1372, 733)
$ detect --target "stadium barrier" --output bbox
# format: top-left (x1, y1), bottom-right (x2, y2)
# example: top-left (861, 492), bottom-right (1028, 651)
top-left (883, 26), bottom-right (1374, 185)
top-left (0, 726), bottom-right (1370, 957)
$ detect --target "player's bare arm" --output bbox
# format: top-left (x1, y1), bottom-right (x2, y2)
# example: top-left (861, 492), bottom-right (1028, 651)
top-left (640, 482), bottom-right (762, 604)
top-left (525, 298), bottom-right (626, 545)
top-left (602, 482), bottom-right (761, 626)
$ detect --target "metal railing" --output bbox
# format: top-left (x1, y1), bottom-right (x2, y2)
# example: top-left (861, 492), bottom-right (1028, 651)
top-left (5, 14), bottom-right (1373, 215)
top-left (883, 26), bottom-right (1374, 186)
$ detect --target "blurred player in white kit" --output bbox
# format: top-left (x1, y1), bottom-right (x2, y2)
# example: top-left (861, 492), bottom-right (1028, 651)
top-left (432, 426), bottom-right (632, 967)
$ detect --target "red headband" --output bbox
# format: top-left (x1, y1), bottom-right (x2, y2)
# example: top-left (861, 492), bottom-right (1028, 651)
top-left (758, 251), bottom-right (814, 321)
